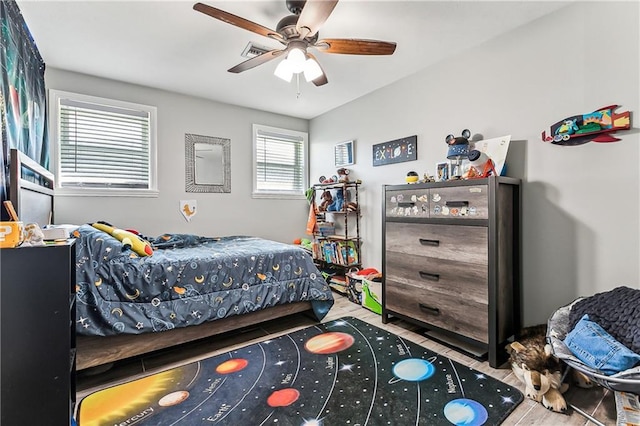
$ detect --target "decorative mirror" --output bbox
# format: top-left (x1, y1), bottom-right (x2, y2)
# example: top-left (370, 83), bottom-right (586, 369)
top-left (335, 140), bottom-right (355, 167)
top-left (185, 133), bottom-right (231, 193)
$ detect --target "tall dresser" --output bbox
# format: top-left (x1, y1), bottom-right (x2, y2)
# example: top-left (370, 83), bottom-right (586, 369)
top-left (382, 177), bottom-right (520, 368)
top-left (0, 241), bottom-right (77, 425)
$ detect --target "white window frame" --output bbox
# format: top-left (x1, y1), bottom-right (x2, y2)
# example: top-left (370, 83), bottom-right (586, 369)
top-left (49, 89), bottom-right (158, 197)
top-left (252, 124), bottom-right (309, 199)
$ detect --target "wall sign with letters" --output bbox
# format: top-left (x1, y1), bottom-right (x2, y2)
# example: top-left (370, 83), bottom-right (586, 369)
top-left (372, 135), bottom-right (417, 166)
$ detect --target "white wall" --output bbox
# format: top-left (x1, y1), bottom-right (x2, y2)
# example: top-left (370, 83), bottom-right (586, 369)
top-left (46, 69), bottom-right (310, 244)
top-left (309, 1), bottom-right (640, 325)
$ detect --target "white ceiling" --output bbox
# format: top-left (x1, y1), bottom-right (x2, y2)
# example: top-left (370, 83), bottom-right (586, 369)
top-left (16, 0), bottom-right (570, 120)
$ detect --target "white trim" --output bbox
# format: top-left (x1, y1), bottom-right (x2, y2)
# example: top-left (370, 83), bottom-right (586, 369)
top-left (48, 89), bottom-right (158, 197)
top-left (252, 123), bottom-right (308, 199)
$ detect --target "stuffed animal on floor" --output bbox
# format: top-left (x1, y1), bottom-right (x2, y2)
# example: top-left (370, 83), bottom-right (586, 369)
top-left (506, 324), bottom-right (592, 413)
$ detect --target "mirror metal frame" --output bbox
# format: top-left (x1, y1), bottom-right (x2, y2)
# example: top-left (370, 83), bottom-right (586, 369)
top-left (185, 133), bottom-right (231, 193)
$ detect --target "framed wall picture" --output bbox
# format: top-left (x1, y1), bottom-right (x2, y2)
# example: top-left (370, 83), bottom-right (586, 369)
top-left (436, 162), bottom-right (450, 182)
top-left (372, 135), bottom-right (417, 166)
top-left (335, 140), bottom-right (355, 167)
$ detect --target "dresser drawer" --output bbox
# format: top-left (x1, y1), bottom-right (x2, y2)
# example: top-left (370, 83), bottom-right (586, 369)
top-left (384, 250), bottom-right (489, 343)
top-left (385, 279), bottom-right (488, 343)
top-left (385, 188), bottom-right (430, 218)
top-left (384, 250), bottom-right (488, 303)
top-left (385, 222), bottom-right (487, 265)
top-left (429, 185), bottom-right (488, 219)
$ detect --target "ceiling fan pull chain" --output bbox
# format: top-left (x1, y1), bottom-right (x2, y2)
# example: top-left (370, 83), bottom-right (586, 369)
top-left (296, 73), bottom-right (301, 98)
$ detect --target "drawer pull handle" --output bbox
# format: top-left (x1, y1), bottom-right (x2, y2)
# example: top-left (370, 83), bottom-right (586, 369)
top-left (418, 238), bottom-right (439, 247)
top-left (445, 201), bottom-right (469, 208)
top-left (419, 271), bottom-right (440, 281)
top-left (419, 303), bottom-right (440, 316)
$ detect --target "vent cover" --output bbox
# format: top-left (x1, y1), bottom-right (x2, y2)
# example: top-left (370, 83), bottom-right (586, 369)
top-left (241, 42), bottom-right (271, 58)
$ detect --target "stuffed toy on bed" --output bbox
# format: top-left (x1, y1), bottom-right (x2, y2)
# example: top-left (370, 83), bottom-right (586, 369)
top-left (92, 222), bottom-right (153, 256)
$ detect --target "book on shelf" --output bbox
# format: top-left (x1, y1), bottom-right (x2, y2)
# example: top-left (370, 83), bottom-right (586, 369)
top-left (312, 239), bottom-right (358, 266)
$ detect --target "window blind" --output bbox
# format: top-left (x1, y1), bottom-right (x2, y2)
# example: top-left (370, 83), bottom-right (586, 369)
top-left (255, 129), bottom-right (305, 195)
top-left (58, 98), bottom-right (151, 189)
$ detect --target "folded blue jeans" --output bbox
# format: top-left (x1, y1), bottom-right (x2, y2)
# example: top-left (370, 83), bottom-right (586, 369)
top-left (564, 314), bottom-right (640, 375)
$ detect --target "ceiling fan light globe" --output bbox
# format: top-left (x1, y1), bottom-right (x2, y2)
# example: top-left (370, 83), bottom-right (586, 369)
top-left (274, 60), bottom-right (294, 82)
top-left (303, 58), bottom-right (323, 82)
top-left (287, 48), bottom-right (306, 72)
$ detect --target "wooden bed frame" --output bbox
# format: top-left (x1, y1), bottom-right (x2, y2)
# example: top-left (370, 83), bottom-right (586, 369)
top-left (77, 302), bottom-right (314, 370)
top-left (8, 148), bottom-right (321, 371)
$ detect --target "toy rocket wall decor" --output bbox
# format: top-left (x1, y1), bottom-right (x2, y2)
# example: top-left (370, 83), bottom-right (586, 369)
top-left (542, 105), bottom-right (631, 146)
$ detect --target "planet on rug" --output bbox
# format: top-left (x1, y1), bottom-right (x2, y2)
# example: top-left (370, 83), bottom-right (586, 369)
top-left (77, 317), bottom-right (523, 425)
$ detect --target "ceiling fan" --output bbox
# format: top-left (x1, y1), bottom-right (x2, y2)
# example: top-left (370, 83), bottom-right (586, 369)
top-left (193, 0), bottom-right (397, 86)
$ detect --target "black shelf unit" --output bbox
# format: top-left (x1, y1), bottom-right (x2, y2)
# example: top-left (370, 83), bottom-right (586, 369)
top-left (0, 241), bottom-right (77, 425)
top-left (310, 182), bottom-right (362, 295)
top-left (310, 182), bottom-right (362, 270)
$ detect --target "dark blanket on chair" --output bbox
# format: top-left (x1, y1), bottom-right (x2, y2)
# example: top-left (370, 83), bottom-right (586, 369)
top-left (568, 286), bottom-right (640, 354)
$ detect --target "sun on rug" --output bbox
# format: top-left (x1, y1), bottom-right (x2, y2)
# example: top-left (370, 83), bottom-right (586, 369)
top-left (77, 317), bottom-right (523, 425)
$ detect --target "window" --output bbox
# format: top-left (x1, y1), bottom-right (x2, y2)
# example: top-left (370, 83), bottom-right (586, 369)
top-left (253, 124), bottom-right (308, 199)
top-left (49, 90), bottom-right (157, 196)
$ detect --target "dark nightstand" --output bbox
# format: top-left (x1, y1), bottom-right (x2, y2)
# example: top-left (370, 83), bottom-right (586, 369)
top-left (0, 241), bottom-right (76, 425)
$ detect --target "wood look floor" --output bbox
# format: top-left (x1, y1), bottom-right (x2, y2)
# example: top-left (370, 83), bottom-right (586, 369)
top-left (76, 295), bottom-right (617, 425)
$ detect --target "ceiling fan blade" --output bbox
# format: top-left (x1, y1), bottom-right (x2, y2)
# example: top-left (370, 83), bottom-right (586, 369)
top-left (307, 53), bottom-right (328, 86)
top-left (194, 2), bottom-right (285, 44)
top-left (296, 0), bottom-right (338, 39)
top-left (315, 38), bottom-right (397, 55)
top-left (228, 49), bottom-right (285, 73)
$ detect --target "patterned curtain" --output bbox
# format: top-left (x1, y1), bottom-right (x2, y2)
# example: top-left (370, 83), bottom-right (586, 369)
top-left (0, 0), bottom-right (47, 219)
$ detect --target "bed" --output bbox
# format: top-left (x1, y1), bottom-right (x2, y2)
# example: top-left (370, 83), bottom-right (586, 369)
top-left (8, 148), bottom-right (334, 371)
top-left (74, 224), bottom-right (334, 369)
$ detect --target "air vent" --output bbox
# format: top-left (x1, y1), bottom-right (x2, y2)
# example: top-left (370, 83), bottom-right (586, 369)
top-left (241, 42), bottom-right (271, 58)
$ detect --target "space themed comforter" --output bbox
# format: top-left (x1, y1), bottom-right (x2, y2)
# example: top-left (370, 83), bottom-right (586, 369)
top-left (74, 224), bottom-right (334, 337)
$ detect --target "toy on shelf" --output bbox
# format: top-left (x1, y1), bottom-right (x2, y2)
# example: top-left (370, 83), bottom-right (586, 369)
top-left (541, 105), bottom-right (631, 146)
top-left (337, 168), bottom-right (350, 183)
top-left (318, 190), bottom-right (333, 212)
top-left (405, 171), bottom-right (419, 184)
top-left (421, 173), bottom-right (435, 183)
top-left (327, 189), bottom-right (344, 211)
top-left (465, 150), bottom-right (496, 179)
top-left (318, 174), bottom-right (339, 184)
top-left (446, 129), bottom-right (471, 178)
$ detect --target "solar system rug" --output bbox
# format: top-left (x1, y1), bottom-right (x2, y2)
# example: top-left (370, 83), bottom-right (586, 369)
top-left (77, 317), bottom-right (523, 426)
